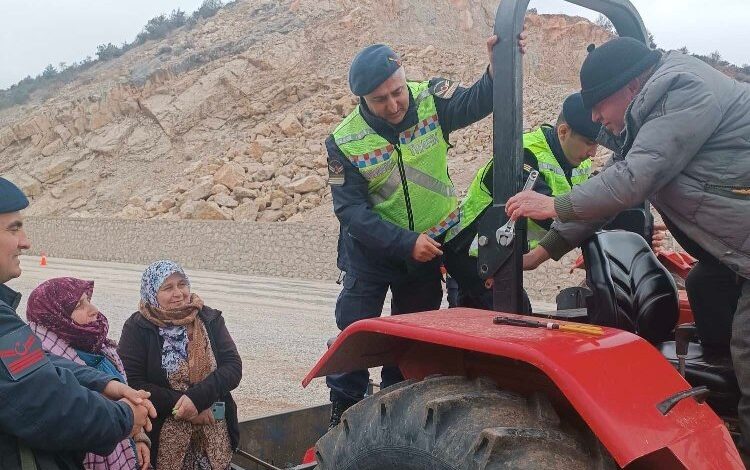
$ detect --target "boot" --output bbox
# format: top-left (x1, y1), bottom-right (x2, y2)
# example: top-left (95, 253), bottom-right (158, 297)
top-left (328, 398), bottom-right (356, 430)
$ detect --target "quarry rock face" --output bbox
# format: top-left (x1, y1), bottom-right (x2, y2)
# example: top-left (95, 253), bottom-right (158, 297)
top-left (0, 0), bottom-right (612, 222)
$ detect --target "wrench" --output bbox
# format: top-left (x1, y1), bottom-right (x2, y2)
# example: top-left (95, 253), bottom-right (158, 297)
top-left (496, 170), bottom-right (539, 246)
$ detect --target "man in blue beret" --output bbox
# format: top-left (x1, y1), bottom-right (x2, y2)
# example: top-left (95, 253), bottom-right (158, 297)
top-left (0, 177), bottom-right (156, 470)
top-left (324, 33), bottom-right (526, 428)
top-left (507, 36), bottom-right (750, 453)
top-left (441, 92), bottom-right (601, 309)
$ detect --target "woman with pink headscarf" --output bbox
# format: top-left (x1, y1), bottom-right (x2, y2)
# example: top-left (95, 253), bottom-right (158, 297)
top-left (26, 277), bottom-right (151, 470)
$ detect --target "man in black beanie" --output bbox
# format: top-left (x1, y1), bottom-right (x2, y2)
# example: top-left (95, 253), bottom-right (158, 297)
top-left (506, 36), bottom-right (750, 452)
top-left (323, 32), bottom-right (527, 429)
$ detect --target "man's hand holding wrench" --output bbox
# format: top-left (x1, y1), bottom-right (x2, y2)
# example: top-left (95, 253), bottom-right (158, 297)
top-left (496, 171), bottom-right (539, 247)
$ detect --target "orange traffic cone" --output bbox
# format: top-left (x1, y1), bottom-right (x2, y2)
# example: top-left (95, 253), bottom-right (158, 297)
top-left (40, 251), bottom-right (47, 267)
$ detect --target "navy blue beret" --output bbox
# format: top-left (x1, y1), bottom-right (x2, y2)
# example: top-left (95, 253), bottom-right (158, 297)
top-left (562, 92), bottom-right (602, 141)
top-left (0, 177), bottom-right (29, 213)
top-left (348, 44), bottom-right (403, 96)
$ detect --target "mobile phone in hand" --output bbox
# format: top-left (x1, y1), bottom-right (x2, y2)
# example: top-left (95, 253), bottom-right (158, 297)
top-left (211, 401), bottom-right (225, 421)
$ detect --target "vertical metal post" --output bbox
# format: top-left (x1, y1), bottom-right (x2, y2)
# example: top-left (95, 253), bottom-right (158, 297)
top-left (480, 0), bottom-right (649, 313)
top-left (489, 0), bottom-right (530, 313)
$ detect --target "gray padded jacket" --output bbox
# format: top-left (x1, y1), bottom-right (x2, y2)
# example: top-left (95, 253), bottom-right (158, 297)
top-left (540, 51), bottom-right (750, 279)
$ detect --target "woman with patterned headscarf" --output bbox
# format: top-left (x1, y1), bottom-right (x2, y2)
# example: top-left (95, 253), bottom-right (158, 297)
top-left (26, 277), bottom-right (152, 470)
top-left (118, 260), bottom-right (242, 470)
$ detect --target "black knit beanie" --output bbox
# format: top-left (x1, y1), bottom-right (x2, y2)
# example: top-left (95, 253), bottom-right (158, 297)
top-left (580, 37), bottom-right (662, 109)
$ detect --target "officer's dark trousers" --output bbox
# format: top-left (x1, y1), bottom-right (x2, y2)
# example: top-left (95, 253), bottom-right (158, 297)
top-left (326, 272), bottom-right (443, 403)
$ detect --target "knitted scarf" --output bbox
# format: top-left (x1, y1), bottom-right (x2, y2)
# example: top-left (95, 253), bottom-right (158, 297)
top-left (139, 294), bottom-right (231, 470)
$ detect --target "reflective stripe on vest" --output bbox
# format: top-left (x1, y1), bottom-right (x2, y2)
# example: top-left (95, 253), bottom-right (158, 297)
top-left (525, 127), bottom-right (592, 248)
top-left (332, 81), bottom-right (458, 237)
top-left (444, 158), bottom-right (492, 243)
top-left (370, 165), bottom-right (456, 206)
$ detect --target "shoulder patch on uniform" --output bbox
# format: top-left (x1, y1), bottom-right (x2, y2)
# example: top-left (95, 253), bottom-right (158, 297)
top-left (523, 164), bottom-right (533, 173)
top-left (328, 159), bottom-right (345, 186)
top-left (0, 325), bottom-right (47, 381)
top-left (430, 79), bottom-right (459, 99)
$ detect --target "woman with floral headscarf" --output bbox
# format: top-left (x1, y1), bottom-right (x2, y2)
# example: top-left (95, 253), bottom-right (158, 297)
top-left (118, 260), bottom-right (242, 470)
top-left (26, 277), bottom-right (151, 470)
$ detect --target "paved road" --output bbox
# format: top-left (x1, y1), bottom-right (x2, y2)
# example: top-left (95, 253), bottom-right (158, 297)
top-left (8, 255), bottom-right (556, 421)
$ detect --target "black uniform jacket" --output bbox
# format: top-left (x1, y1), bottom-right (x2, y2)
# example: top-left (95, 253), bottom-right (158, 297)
top-left (326, 72), bottom-right (494, 282)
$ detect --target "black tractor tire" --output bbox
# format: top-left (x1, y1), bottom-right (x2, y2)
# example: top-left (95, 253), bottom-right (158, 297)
top-left (315, 375), bottom-right (616, 470)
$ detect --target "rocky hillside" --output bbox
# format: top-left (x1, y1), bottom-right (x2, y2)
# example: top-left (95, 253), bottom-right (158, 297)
top-left (0, 0), bottom-right (611, 223)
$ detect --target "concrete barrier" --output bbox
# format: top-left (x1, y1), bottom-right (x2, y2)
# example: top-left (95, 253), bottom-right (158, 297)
top-left (24, 217), bottom-right (341, 281)
top-left (23, 216), bottom-right (586, 302)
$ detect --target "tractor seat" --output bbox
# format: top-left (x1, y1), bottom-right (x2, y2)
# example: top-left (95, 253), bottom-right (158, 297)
top-left (583, 231), bottom-right (740, 414)
top-left (582, 230), bottom-right (679, 343)
top-left (659, 342), bottom-right (740, 416)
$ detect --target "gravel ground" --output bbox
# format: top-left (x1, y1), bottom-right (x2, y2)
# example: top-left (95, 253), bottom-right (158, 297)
top-left (8, 255), bottom-right (556, 421)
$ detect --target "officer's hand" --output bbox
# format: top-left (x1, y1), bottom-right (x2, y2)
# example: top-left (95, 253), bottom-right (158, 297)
top-left (506, 191), bottom-right (556, 221)
top-left (523, 247), bottom-right (551, 271)
top-left (122, 399), bottom-right (153, 435)
top-left (135, 441), bottom-right (150, 470)
top-left (487, 27), bottom-right (527, 78)
top-left (412, 234), bottom-right (443, 262)
top-left (652, 223), bottom-right (668, 254)
top-left (173, 394), bottom-right (199, 420)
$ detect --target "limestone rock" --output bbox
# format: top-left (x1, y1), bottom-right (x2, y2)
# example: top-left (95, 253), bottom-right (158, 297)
top-left (270, 197), bottom-right (284, 210)
top-left (279, 115), bottom-right (303, 137)
top-left (211, 184), bottom-right (230, 195)
top-left (246, 141), bottom-right (264, 160)
top-left (233, 201), bottom-right (259, 221)
top-left (184, 180), bottom-right (214, 201)
top-left (275, 175), bottom-right (292, 188)
top-left (258, 209), bottom-right (282, 222)
top-left (35, 152), bottom-right (82, 183)
top-left (41, 139), bottom-right (64, 157)
top-left (253, 167), bottom-right (275, 182)
top-left (128, 196), bottom-right (146, 207)
top-left (191, 200), bottom-right (230, 220)
top-left (214, 193), bottom-right (239, 208)
top-left (213, 162), bottom-right (246, 190)
top-left (160, 198), bottom-right (176, 211)
top-left (232, 187), bottom-right (257, 200)
top-left (294, 155), bottom-right (318, 169)
top-left (286, 175), bottom-right (325, 194)
top-left (119, 205), bottom-right (148, 219)
top-left (255, 195), bottom-right (271, 210)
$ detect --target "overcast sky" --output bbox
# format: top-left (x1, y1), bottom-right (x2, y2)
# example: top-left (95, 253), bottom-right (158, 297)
top-left (1, 0), bottom-right (749, 89)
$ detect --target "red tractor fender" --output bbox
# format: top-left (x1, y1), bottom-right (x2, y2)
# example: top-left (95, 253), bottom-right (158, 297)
top-left (303, 308), bottom-right (741, 469)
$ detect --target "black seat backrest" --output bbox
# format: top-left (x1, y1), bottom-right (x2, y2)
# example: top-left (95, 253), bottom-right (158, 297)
top-left (603, 206), bottom-right (654, 244)
top-left (582, 231), bottom-right (678, 343)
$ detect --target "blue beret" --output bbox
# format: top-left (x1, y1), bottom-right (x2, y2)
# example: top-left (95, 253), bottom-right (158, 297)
top-left (348, 44), bottom-right (403, 96)
top-left (562, 92), bottom-right (602, 141)
top-left (0, 177), bottom-right (29, 214)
